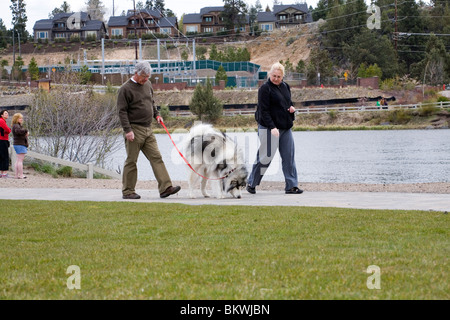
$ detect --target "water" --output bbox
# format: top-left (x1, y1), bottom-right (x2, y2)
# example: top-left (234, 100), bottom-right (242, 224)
top-left (107, 129), bottom-right (450, 184)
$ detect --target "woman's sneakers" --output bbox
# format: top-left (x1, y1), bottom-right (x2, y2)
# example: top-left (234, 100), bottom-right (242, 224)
top-left (285, 187), bottom-right (303, 194)
top-left (246, 185), bottom-right (256, 194)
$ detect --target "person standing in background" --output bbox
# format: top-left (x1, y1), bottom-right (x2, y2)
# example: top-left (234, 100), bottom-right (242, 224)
top-left (12, 113), bottom-right (29, 179)
top-left (0, 110), bottom-right (11, 178)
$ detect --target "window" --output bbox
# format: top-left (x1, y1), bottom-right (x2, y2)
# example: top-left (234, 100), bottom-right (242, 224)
top-left (160, 28), bottom-right (171, 35)
top-left (204, 17), bottom-right (212, 22)
top-left (259, 24), bottom-right (273, 31)
top-left (203, 27), bottom-right (213, 33)
top-left (279, 15), bottom-right (287, 21)
top-left (54, 33), bottom-right (65, 38)
top-left (37, 31), bottom-right (48, 39)
top-left (295, 14), bottom-right (302, 21)
top-left (186, 25), bottom-right (198, 33)
top-left (111, 28), bottom-right (123, 36)
top-left (86, 31), bottom-right (97, 37)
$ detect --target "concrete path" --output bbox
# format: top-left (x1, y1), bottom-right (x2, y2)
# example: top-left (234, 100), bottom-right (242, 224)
top-left (1, 188), bottom-right (449, 212)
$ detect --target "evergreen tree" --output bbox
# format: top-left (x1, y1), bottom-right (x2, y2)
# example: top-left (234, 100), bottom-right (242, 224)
top-left (411, 35), bottom-right (450, 85)
top-left (0, 19), bottom-right (8, 49)
top-left (10, 0), bottom-right (28, 44)
top-left (85, 0), bottom-right (105, 22)
top-left (343, 28), bottom-right (398, 79)
top-left (312, 0), bottom-right (330, 21)
top-left (189, 79), bottom-right (223, 122)
top-left (215, 65), bottom-right (228, 85)
top-left (396, 0), bottom-right (427, 74)
top-left (222, 0), bottom-right (248, 34)
top-left (28, 57), bottom-right (39, 81)
top-left (49, 1), bottom-right (71, 19)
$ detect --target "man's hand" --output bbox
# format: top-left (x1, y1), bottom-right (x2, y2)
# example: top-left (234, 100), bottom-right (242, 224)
top-left (125, 131), bottom-right (135, 142)
top-left (157, 116), bottom-right (164, 124)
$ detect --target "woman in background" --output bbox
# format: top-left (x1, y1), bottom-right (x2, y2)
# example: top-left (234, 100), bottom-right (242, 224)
top-left (12, 113), bottom-right (29, 179)
top-left (0, 110), bottom-right (11, 178)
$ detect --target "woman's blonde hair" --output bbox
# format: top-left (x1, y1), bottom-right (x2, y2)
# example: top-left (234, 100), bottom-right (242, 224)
top-left (12, 113), bottom-right (23, 125)
top-left (269, 62), bottom-right (285, 77)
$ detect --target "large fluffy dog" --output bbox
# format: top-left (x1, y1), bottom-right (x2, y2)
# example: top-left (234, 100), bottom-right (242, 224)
top-left (184, 124), bottom-right (248, 199)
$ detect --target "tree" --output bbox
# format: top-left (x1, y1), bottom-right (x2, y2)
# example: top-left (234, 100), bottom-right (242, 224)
top-left (49, 1), bottom-right (71, 19)
top-left (306, 48), bottom-right (333, 85)
top-left (10, 0), bottom-right (28, 44)
top-left (28, 57), bottom-right (39, 81)
top-left (312, 0), bottom-right (330, 21)
top-left (189, 79), bottom-right (223, 122)
top-left (85, 0), bottom-right (105, 22)
top-left (0, 19), bottom-right (8, 49)
top-left (343, 28), bottom-right (398, 79)
top-left (215, 65), bottom-right (228, 85)
top-left (222, 0), bottom-right (248, 34)
top-left (28, 85), bottom-right (121, 166)
top-left (411, 35), bottom-right (450, 85)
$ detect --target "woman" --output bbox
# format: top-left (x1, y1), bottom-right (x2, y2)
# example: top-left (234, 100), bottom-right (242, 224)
top-left (0, 110), bottom-right (11, 178)
top-left (247, 62), bottom-right (303, 194)
top-left (12, 113), bottom-right (29, 179)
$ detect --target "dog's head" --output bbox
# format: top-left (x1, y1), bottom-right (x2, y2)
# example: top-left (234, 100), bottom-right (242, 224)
top-left (221, 165), bottom-right (248, 199)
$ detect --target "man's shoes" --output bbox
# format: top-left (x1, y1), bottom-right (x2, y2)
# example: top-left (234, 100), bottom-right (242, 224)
top-left (285, 187), bottom-right (303, 194)
top-left (246, 185), bottom-right (256, 194)
top-left (160, 186), bottom-right (181, 198)
top-left (122, 193), bottom-right (141, 199)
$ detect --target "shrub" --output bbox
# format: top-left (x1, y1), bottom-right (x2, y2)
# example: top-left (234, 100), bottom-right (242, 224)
top-left (56, 166), bottom-right (73, 177)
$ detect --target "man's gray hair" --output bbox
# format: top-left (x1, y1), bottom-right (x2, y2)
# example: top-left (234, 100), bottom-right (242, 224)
top-left (134, 61), bottom-right (152, 76)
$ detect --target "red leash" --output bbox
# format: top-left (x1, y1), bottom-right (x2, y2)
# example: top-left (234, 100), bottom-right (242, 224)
top-left (160, 121), bottom-right (234, 181)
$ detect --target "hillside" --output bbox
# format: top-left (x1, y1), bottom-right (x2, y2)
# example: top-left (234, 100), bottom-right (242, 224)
top-left (0, 22), bottom-right (321, 72)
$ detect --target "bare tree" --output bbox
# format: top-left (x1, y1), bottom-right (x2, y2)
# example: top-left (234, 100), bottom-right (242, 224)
top-left (27, 80), bottom-right (121, 167)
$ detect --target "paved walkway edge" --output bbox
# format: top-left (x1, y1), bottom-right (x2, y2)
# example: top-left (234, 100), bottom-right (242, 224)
top-left (1, 188), bottom-right (449, 211)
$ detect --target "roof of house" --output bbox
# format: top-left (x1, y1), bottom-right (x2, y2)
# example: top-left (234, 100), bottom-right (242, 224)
top-left (200, 7), bottom-right (225, 15)
top-left (257, 4), bottom-right (313, 23)
top-left (182, 13), bottom-right (202, 24)
top-left (33, 11), bottom-right (106, 31)
top-left (33, 19), bottom-right (53, 30)
top-left (107, 10), bottom-right (176, 27)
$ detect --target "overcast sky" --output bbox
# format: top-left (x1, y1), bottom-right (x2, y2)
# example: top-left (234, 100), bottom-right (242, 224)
top-left (1, 0), bottom-right (320, 34)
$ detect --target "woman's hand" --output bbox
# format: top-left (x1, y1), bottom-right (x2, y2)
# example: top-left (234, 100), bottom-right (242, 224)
top-left (271, 128), bottom-right (280, 137)
top-left (288, 106), bottom-right (295, 113)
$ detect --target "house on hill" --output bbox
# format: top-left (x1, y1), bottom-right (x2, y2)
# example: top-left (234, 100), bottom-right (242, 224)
top-left (258, 4), bottom-right (313, 32)
top-left (183, 6), bottom-right (249, 35)
top-left (107, 9), bottom-right (179, 39)
top-left (33, 12), bottom-right (107, 42)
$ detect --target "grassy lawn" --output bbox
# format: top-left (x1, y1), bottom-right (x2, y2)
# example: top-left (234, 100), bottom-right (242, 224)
top-left (0, 200), bottom-right (448, 300)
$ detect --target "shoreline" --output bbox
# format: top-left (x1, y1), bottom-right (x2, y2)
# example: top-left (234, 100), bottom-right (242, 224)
top-left (1, 171), bottom-right (449, 194)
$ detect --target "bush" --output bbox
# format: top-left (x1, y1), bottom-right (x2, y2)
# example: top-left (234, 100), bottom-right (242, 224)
top-left (56, 166), bottom-right (73, 177)
top-left (159, 104), bottom-right (171, 119)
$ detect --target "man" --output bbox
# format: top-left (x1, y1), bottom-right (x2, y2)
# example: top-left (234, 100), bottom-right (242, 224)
top-left (117, 61), bottom-right (180, 199)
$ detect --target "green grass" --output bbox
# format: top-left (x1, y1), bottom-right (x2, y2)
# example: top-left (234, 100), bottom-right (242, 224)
top-left (0, 200), bottom-right (448, 300)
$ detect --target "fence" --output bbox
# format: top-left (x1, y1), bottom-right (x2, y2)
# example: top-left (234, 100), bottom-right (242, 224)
top-left (170, 101), bottom-right (450, 117)
top-left (9, 148), bottom-right (121, 180)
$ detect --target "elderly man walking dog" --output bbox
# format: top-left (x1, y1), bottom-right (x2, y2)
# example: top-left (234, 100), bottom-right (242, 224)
top-left (117, 61), bottom-right (181, 199)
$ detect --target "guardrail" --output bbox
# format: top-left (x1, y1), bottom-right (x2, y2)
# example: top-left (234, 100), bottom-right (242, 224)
top-left (9, 148), bottom-right (121, 180)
